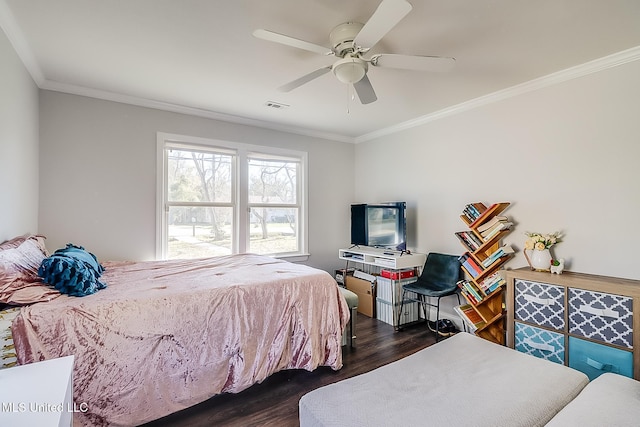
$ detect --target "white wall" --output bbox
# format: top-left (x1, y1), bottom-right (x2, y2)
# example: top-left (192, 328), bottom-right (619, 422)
top-left (356, 59), bottom-right (640, 282)
top-left (38, 91), bottom-right (355, 272)
top-left (0, 28), bottom-right (39, 242)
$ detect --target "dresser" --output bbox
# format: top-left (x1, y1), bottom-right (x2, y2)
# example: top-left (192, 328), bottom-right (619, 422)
top-left (505, 268), bottom-right (640, 380)
top-left (0, 355), bottom-right (75, 426)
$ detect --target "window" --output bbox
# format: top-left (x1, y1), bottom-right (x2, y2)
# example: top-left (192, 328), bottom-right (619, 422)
top-left (247, 154), bottom-right (301, 255)
top-left (157, 133), bottom-right (307, 260)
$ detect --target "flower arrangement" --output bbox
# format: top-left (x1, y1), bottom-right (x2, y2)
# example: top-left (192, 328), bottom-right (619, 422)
top-left (524, 231), bottom-right (562, 251)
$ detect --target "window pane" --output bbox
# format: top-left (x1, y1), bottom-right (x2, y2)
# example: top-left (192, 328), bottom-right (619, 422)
top-left (248, 158), bottom-right (297, 204)
top-left (167, 206), bottom-right (233, 258)
top-left (248, 208), bottom-right (298, 254)
top-left (168, 149), bottom-right (232, 203)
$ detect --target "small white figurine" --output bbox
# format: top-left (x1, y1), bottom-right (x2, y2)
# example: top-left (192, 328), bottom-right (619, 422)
top-left (550, 259), bottom-right (565, 274)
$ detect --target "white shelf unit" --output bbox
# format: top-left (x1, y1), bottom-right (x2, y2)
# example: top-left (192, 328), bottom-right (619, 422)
top-left (339, 247), bottom-right (426, 271)
top-left (376, 276), bottom-right (420, 327)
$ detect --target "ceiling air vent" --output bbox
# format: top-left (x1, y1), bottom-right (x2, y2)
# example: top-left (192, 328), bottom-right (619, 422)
top-left (264, 101), bottom-right (290, 110)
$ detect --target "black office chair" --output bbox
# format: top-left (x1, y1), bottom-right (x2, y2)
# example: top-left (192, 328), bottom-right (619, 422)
top-left (396, 252), bottom-right (463, 341)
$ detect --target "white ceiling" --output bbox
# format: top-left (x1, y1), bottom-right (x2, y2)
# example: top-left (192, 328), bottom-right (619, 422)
top-left (2, 0), bottom-right (640, 142)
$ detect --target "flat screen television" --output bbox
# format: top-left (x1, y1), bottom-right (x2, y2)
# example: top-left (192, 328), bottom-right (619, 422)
top-left (350, 202), bottom-right (407, 251)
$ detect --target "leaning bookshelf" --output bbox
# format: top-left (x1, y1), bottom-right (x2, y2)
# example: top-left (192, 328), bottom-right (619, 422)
top-left (455, 202), bottom-right (514, 345)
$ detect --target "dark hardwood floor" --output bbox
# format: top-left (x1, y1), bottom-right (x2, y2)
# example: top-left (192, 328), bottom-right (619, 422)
top-left (143, 314), bottom-right (437, 427)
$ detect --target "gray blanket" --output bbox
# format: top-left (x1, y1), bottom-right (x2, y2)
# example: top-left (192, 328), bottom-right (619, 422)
top-left (299, 332), bottom-right (589, 427)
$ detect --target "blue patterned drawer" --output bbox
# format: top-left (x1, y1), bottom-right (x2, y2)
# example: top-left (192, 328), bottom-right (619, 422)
top-left (514, 279), bottom-right (565, 331)
top-left (568, 336), bottom-right (633, 380)
top-left (568, 288), bottom-right (633, 349)
top-left (514, 322), bottom-right (565, 364)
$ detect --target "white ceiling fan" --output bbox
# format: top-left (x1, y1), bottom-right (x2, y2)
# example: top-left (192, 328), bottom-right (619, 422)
top-left (253, 0), bottom-right (455, 105)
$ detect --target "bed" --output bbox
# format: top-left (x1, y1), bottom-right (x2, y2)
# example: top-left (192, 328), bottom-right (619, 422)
top-left (1, 235), bottom-right (349, 426)
top-left (299, 332), bottom-right (591, 427)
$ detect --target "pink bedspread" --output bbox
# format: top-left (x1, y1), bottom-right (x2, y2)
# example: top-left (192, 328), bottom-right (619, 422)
top-left (12, 254), bottom-right (349, 426)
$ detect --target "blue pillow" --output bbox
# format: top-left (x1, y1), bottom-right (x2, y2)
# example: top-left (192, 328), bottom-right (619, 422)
top-left (38, 244), bottom-right (106, 297)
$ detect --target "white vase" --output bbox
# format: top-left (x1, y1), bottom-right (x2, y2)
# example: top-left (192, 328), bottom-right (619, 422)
top-left (525, 248), bottom-right (552, 271)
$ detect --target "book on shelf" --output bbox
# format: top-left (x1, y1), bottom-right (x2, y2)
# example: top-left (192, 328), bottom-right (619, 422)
top-left (457, 281), bottom-right (480, 304)
top-left (484, 244), bottom-right (514, 259)
top-left (465, 254), bottom-right (484, 274)
top-left (460, 231), bottom-right (483, 250)
top-left (460, 304), bottom-right (483, 325)
top-left (462, 263), bottom-right (479, 278)
top-left (466, 205), bottom-right (479, 219)
top-left (482, 255), bottom-right (509, 269)
top-left (458, 279), bottom-right (483, 302)
top-left (481, 221), bottom-right (514, 241)
top-left (476, 215), bottom-right (508, 233)
top-left (467, 203), bottom-right (487, 219)
top-left (462, 202), bottom-right (487, 223)
top-left (465, 231), bottom-right (484, 248)
top-left (479, 218), bottom-right (512, 236)
top-left (459, 254), bottom-right (481, 278)
top-left (481, 245), bottom-right (515, 267)
top-left (478, 272), bottom-right (506, 293)
top-left (468, 203), bottom-right (499, 228)
top-left (459, 288), bottom-right (477, 305)
top-left (462, 207), bottom-right (477, 223)
top-left (454, 304), bottom-right (486, 332)
top-left (455, 232), bottom-right (477, 251)
top-left (486, 278), bottom-right (505, 294)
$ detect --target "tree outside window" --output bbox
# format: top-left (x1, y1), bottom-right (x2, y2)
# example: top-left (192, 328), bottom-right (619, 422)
top-left (159, 134), bottom-right (307, 260)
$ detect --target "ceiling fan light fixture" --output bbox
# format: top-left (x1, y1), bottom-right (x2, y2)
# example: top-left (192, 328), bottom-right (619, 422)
top-left (332, 57), bottom-right (367, 84)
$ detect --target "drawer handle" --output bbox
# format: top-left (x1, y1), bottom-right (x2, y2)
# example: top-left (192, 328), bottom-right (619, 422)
top-left (522, 294), bottom-right (553, 306)
top-left (579, 305), bottom-right (619, 319)
top-left (586, 357), bottom-right (608, 371)
top-left (523, 339), bottom-right (554, 352)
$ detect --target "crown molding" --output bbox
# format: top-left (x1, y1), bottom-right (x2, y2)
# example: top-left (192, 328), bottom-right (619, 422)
top-left (0, 0), bottom-right (44, 85)
top-left (355, 45), bottom-right (640, 143)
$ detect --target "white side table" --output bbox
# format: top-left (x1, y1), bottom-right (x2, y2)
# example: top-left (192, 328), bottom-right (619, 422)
top-left (0, 355), bottom-right (74, 427)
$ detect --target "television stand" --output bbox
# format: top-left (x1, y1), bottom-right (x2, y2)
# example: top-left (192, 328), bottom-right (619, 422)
top-left (339, 247), bottom-right (426, 270)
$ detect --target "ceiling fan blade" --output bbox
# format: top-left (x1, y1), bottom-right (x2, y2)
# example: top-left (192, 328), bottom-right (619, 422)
top-left (253, 29), bottom-right (331, 55)
top-left (354, 0), bottom-right (412, 50)
top-left (372, 54), bottom-right (456, 72)
top-left (353, 75), bottom-right (377, 104)
top-left (277, 66), bottom-right (332, 92)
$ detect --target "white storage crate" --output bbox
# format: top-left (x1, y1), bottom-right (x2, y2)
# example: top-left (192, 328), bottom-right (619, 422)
top-left (376, 276), bottom-right (418, 304)
top-left (376, 298), bottom-right (420, 327)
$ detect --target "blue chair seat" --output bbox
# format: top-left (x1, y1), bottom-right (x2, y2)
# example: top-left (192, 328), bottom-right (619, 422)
top-left (402, 281), bottom-right (457, 298)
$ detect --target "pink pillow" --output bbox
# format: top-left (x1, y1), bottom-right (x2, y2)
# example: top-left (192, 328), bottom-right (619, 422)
top-left (0, 238), bottom-right (45, 275)
top-left (0, 234), bottom-right (49, 254)
top-left (0, 235), bottom-right (60, 305)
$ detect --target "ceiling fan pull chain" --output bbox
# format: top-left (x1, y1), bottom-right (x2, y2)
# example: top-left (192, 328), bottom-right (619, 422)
top-left (346, 84), bottom-right (351, 114)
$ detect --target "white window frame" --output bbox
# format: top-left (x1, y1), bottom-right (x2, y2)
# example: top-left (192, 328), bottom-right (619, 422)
top-left (245, 152), bottom-right (303, 256)
top-left (156, 132), bottom-right (309, 261)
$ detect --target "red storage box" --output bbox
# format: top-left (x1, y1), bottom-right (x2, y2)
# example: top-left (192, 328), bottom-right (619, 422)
top-left (380, 268), bottom-right (416, 280)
